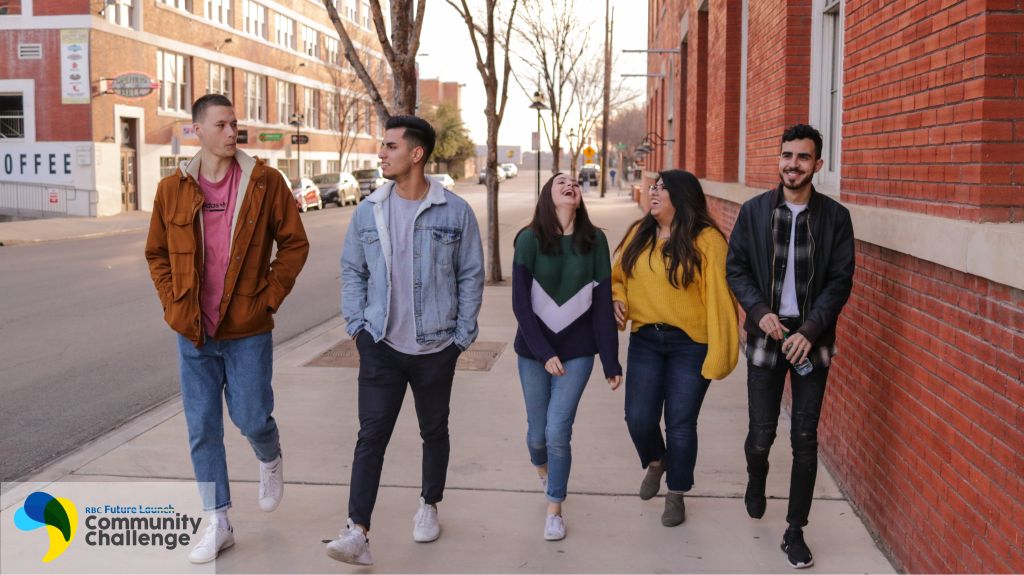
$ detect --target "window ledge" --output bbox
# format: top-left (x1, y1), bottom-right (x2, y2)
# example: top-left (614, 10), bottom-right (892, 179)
top-left (700, 179), bottom-right (1024, 291)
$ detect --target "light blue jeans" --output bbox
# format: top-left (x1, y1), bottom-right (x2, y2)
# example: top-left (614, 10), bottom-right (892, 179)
top-left (518, 355), bottom-right (595, 503)
top-left (177, 332), bottom-right (280, 511)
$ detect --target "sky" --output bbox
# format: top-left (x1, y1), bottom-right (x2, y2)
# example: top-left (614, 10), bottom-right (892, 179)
top-left (415, 0), bottom-right (649, 152)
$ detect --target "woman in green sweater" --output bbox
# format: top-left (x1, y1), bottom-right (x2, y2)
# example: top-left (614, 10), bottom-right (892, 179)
top-left (612, 169), bottom-right (739, 527)
top-left (513, 173), bottom-right (622, 541)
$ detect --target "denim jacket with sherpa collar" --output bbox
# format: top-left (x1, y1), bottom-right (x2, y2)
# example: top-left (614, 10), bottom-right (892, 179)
top-left (340, 177), bottom-right (485, 350)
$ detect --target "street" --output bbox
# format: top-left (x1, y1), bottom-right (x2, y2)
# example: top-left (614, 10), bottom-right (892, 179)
top-left (0, 171), bottom-right (541, 483)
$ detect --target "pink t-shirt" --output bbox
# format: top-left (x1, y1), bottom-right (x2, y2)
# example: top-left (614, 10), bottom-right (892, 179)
top-left (198, 160), bottom-right (241, 337)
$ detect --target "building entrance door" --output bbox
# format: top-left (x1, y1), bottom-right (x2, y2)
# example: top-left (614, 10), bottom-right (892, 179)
top-left (120, 118), bottom-right (138, 211)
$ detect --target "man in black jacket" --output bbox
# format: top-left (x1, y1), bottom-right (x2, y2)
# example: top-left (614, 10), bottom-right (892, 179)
top-left (726, 124), bottom-right (855, 569)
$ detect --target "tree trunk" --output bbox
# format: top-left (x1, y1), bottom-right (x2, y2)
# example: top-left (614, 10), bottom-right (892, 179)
top-left (551, 143), bottom-right (561, 174)
top-left (485, 112), bottom-right (502, 283)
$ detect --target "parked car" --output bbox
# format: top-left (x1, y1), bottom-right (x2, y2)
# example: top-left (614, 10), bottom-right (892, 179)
top-left (290, 176), bottom-right (323, 212)
top-left (313, 172), bottom-right (360, 206)
top-left (578, 163), bottom-right (601, 186)
top-left (428, 173), bottom-right (455, 191)
top-left (500, 163), bottom-right (519, 178)
top-left (477, 167), bottom-right (506, 184)
top-left (353, 167), bottom-right (388, 198)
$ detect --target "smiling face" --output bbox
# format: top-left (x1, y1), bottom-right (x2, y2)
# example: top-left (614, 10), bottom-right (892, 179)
top-left (648, 179), bottom-right (676, 225)
top-left (378, 127), bottom-right (422, 180)
top-left (549, 172), bottom-right (582, 211)
top-left (778, 138), bottom-right (823, 191)
top-left (194, 105), bottom-right (238, 159)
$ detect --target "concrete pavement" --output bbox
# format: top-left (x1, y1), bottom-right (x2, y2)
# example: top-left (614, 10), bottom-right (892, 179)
top-left (0, 211), bottom-right (153, 246)
top-left (0, 190), bottom-right (895, 573)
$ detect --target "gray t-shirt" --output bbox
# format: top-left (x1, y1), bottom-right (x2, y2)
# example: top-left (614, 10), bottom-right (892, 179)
top-left (383, 192), bottom-right (452, 355)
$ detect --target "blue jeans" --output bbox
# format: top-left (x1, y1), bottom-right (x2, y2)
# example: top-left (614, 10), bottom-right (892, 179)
top-left (177, 332), bottom-right (280, 511)
top-left (624, 324), bottom-right (710, 492)
top-left (518, 355), bottom-right (595, 503)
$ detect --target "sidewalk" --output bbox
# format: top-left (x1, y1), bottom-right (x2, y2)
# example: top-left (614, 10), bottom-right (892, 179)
top-left (1, 194), bottom-right (895, 573)
top-left (0, 212), bottom-right (152, 246)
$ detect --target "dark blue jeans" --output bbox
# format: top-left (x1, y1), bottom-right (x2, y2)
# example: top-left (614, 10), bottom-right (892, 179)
top-left (744, 358), bottom-right (829, 529)
top-left (347, 331), bottom-right (461, 530)
top-left (624, 324), bottom-right (711, 492)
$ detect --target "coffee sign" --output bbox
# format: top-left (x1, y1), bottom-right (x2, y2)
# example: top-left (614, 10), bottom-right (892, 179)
top-left (111, 73), bottom-right (159, 98)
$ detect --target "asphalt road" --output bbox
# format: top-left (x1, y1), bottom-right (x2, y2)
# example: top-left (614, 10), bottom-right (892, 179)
top-left (0, 172), bottom-right (540, 482)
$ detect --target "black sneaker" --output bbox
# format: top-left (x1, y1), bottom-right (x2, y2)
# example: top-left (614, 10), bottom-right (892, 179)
top-left (781, 527), bottom-right (814, 569)
top-left (744, 473), bottom-right (767, 519)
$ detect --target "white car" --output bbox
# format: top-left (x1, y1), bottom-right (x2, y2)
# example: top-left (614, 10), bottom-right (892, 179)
top-left (501, 163), bottom-right (519, 178)
top-left (428, 173), bottom-right (455, 191)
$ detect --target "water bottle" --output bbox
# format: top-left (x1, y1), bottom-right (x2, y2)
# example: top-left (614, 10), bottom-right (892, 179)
top-left (782, 332), bottom-right (813, 376)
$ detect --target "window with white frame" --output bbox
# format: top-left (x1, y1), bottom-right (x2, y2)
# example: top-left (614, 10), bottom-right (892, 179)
top-left (158, 0), bottom-right (192, 12)
top-left (242, 0), bottom-right (267, 39)
top-left (275, 14), bottom-right (295, 50)
top-left (325, 36), bottom-right (339, 64)
top-left (244, 72), bottom-right (267, 122)
top-left (345, 0), bottom-right (356, 22)
top-left (326, 92), bottom-right (340, 131)
top-left (276, 80), bottom-right (294, 124)
top-left (304, 159), bottom-right (321, 177)
top-left (326, 159), bottom-right (340, 173)
top-left (0, 94), bottom-right (25, 138)
top-left (157, 50), bottom-right (191, 113)
top-left (362, 1), bottom-right (371, 28)
top-left (0, 0), bottom-right (23, 15)
top-left (204, 0), bottom-right (231, 26)
top-left (362, 101), bottom-right (371, 134)
top-left (345, 103), bottom-right (357, 135)
top-left (160, 156), bottom-right (190, 178)
top-left (810, 0), bottom-right (843, 193)
top-left (106, 0), bottom-right (135, 28)
top-left (208, 63), bottom-right (231, 98)
top-left (301, 26), bottom-right (318, 58)
top-left (305, 89), bottom-right (320, 129)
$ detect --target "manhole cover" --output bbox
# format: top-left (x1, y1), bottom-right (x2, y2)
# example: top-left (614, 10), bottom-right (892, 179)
top-left (304, 340), bottom-right (507, 371)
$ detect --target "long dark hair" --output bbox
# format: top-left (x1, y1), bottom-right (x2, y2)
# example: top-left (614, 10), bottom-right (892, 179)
top-left (615, 169), bottom-right (723, 288)
top-left (517, 173), bottom-right (597, 255)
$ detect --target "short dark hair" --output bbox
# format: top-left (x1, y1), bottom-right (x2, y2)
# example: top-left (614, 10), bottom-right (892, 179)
top-left (385, 114), bottom-right (436, 163)
top-left (192, 94), bottom-right (234, 123)
top-left (781, 124), bottom-right (823, 160)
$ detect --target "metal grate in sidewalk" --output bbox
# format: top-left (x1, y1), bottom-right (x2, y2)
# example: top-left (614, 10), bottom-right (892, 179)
top-left (304, 340), bottom-right (507, 371)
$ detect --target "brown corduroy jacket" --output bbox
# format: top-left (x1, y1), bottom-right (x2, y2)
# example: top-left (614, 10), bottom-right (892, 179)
top-left (144, 150), bottom-right (309, 347)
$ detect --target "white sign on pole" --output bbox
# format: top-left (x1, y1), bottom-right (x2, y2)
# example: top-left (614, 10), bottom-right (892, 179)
top-left (60, 29), bottom-right (90, 105)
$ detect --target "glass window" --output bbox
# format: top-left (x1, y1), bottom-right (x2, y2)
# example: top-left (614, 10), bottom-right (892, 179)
top-left (204, 0), bottom-right (231, 25)
top-left (242, 0), bottom-right (267, 39)
top-left (157, 50), bottom-right (191, 113)
top-left (0, 94), bottom-right (25, 138)
top-left (208, 63), bottom-right (231, 99)
top-left (244, 72), bottom-right (266, 122)
top-left (275, 14), bottom-right (295, 50)
top-left (276, 80), bottom-right (294, 124)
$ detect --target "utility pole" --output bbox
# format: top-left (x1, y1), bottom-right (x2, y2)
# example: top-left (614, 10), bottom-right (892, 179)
top-left (600, 0), bottom-right (612, 197)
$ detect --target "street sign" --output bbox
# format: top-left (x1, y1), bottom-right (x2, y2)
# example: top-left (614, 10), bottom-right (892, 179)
top-left (258, 133), bottom-right (283, 142)
top-left (110, 73), bottom-right (158, 98)
top-left (236, 129), bottom-right (248, 144)
top-left (582, 145), bottom-right (597, 161)
top-left (291, 134), bottom-right (309, 145)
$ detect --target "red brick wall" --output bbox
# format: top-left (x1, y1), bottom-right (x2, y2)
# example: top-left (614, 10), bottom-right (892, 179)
top-left (842, 1), bottom-right (1024, 223)
top-left (0, 29), bottom-right (91, 141)
top-left (824, 243), bottom-right (1024, 573)
top-left (685, 8), bottom-right (709, 178)
top-left (744, 0), bottom-right (812, 189)
top-left (36, 0), bottom-right (87, 15)
top-left (705, 0), bottom-right (742, 182)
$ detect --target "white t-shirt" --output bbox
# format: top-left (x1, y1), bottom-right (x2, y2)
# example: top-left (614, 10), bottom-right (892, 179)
top-left (779, 201), bottom-right (808, 317)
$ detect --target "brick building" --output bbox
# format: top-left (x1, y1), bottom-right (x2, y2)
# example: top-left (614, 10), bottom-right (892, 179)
top-left (644, 0), bottom-right (1023, 572)
top-left (0, 0), bottom-right (388, 217)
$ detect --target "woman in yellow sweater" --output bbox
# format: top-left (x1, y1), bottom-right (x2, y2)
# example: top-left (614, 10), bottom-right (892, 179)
top-left (612, 169), bottom-right (738, 527)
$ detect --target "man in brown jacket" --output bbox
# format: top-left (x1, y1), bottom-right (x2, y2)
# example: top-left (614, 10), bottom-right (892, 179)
top-left (144, 94), bottom-right (308, 564)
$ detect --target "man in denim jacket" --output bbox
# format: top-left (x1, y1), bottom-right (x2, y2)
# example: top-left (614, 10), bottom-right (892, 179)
top-left (327, 115), bottom-right (484, 566)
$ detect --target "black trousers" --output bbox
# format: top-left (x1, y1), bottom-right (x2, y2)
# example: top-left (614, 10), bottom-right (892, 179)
top-left (347, 331), bottom-right (461, 530)
top-left (744, 342), bottom-right (829, 529)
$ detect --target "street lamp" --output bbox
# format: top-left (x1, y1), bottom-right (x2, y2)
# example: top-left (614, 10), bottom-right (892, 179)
top-left (529, 91), bottom-right (548, 200)
top-left (289, 112), bottom-right (305, 179)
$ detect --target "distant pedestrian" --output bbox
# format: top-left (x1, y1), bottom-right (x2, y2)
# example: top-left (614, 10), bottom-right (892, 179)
top-left (144, 94), bottom-right (309, 564)
top-left (512, 173), bottom-right (622, 541)
top-left (610, 167), bottom-right (618, 187)
top-left (612, 169), bottom-right (738, 528)
top-left (726, 124), bottom-right (855, 569)
top-left (328, 115), bottom-right (485, 566)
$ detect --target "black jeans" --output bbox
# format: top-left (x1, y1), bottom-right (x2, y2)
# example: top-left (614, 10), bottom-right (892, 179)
top-left (347, 331), bottom-right (461, 530)
top-left (744, 349), bottom-right (829, 529)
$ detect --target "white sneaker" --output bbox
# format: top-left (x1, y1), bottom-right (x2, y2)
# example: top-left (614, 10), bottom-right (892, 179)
top-left (326, 519), bottom-right (373, 566)
top-left (258, 456), bottom-right (283, 512)
top-left (412, 497), bottom-right (441, 542)
top-left (188, 522), bottom-right (234, 564)
top-left (544, 514), bottom-right (566, 541)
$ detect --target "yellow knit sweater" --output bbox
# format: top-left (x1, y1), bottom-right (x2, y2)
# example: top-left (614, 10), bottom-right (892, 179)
top-left (611, 227), bottom-right (739, 380)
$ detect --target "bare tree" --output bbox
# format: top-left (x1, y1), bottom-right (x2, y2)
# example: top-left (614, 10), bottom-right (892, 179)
top-left (513, 0), bottom-right (588, 175)
top-left (324, 65), bottom-right (373, 171)
top-left (567, 55), bottom-right (639, 177)
top-left (322, 0), bottom-right (425, 120)
top-left (599, 104), bottom-right (646, 181)
top-left (446, 0), bottom-right (520, 284)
